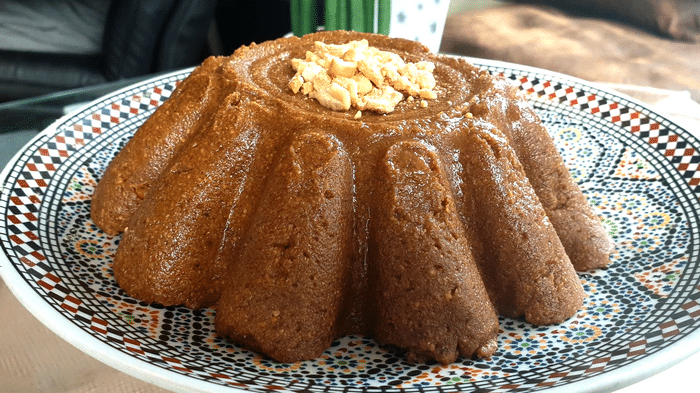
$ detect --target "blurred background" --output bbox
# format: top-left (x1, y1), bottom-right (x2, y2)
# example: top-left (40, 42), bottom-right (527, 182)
top-left (0, 0), bottom-right (698, 103)
top-left (0, 0), bottom-right (291, 103)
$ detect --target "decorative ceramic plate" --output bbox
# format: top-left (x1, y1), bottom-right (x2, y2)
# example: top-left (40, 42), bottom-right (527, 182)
top-left (2, 57), bottom-right (700, 393)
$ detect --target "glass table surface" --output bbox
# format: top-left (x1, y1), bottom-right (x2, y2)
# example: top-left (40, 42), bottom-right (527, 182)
top-left (0, 74), bottom-right (165, 170)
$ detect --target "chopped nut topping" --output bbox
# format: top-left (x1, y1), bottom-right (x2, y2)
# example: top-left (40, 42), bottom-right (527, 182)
top-left (289, 39), bottom-right (437, 114)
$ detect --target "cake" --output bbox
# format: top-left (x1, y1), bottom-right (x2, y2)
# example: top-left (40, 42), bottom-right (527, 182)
top-left (90, 31), bottom-right (614, 364)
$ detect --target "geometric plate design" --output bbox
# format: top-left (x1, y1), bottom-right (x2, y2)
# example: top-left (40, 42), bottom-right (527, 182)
top-left (2, 58), bottom-right (700, 392)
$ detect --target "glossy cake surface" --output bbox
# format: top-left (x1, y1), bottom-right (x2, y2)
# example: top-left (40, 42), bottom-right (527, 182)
top-left (91, 31), bottom-right (614, 364)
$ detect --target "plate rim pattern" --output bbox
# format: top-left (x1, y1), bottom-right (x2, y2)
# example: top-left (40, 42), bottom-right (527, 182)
top-left (2, 58), bottom-right (700, 393)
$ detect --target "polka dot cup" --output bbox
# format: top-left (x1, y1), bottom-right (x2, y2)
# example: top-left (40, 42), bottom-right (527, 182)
top-left (389, 0), bottom-right (450, 52)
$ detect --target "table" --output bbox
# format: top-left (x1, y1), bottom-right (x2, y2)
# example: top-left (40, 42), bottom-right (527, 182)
top-left (2, 79), bottom-right (700, 392)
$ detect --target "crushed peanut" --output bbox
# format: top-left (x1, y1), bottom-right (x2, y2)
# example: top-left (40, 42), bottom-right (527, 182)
top-left (289, 40), bottom-right (437, 114)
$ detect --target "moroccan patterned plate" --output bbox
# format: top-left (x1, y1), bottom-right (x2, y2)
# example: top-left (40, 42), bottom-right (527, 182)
top-left (2, 57), bottom-right (700, 393)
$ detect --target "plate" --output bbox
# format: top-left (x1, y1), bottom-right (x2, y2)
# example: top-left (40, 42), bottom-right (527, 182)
top-left (2, 58), bottom-right (700, 393)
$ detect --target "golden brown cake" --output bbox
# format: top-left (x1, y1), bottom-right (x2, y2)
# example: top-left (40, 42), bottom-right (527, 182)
top-left (91, 30), bottom-right (614, 364)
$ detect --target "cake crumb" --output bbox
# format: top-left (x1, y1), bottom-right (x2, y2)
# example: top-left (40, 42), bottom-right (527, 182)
top-left (289, 39), bottom-right (437, 114)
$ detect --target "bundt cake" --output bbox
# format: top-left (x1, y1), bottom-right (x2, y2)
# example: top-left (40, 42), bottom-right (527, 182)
top-left (90, 30), bottom-right (614, 364)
